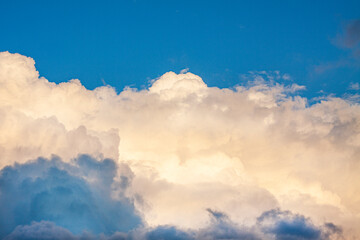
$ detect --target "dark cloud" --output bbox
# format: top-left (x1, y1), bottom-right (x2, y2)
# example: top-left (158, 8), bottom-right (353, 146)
top-left (196, 209), bottom-right (259, 240)
top-left (2, 208), bottom-right (343, 240)
top-left (0, 155), bottom-right (142, 238)
top-left (4, 221), bottom-right (78, 240)
top-left (0, 156), bottom-right (343, 240)
top-left (143, 226), bottom-right (195, 240)
top-left (336, 19), bottom-right (360, 60)
top-left (257, 209), bottom-right (343, 240)
top-left (321, 223), bottom-right (343, 240)
top-left (206, 208), bottom-right (229, 221)
top-left (315, 19), bottom-right (360, 74)
top-left (342, 19), bottom-right (360, 48)
top-left (138, 209), bottom-right (342, 240)
top-left (257, 209), bottom-right (321, 240)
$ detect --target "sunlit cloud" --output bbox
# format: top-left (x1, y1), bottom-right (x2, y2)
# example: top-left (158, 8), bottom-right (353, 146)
top-left (0, 51), bottom-right (359, 239)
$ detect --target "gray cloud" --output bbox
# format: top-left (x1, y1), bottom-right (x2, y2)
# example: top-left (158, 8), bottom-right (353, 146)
top-left (314, 19), bottom-right (360, 74)
top-left (0, 155), bottom-right (142, 238)
top-left (4, 221), bottom-right (78, 240)
top-left (132, 208), bottom-right (342, 240)
top-left (342, 19), bottom-right (360, 48)
top-left (194, 208), bottom-right (259, 240)
top-left (256, 209), bottom-right (341, 240)
top-left (0, 155), bottom-right (343, 240)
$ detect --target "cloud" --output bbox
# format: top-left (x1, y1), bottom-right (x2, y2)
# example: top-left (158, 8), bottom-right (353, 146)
top-left (314, 19), bottom-right (360, 74)
top-left (141, 226), bottom-right (194, 240)
top-left (194, 209), bottom-right (259, 240)
top-left (4, 221), bottom-right (78, 240)
top-left (0, 155), bottom-right (142, 238)
top-left (257, 209), bottom-right (342, 240)
top-left (148, 71), bottom-right (207, 100)
top-left (339, 19), bottom-right (360, 49)
top-left (349, 82), bottom-right (360, 91)
top-left (132, 209), bottom-right (342, 240)
top-left (0, 51), bottom-right (360, 238)
top-left (180, 68), bottom-right (190, 74)
top-left (3, 209), bottom-right (342, 240)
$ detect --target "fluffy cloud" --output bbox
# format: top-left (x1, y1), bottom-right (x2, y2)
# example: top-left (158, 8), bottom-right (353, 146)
top-left (0, 155), bottom-right (141, 238)
top-left (4, 221), bottom-right (78, 240)
top-left (134, 209), bottom-right (342, 240)
top-left (256, 209), bottom-right (342, 240)
top-left (3, 207), bottom-right (342, 240)
top-left (0, 51), bottom-right (359, 239)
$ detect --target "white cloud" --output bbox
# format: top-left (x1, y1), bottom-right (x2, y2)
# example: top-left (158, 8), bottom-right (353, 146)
top-left (282, 73), bottom-right (291, 80)
top-left (149, 71), bottom-right (207, 100)
top-left (180, 68), bottom-right (189, 74)
top-left (349, 82), bottom-right (360, 90)
top-left (0, 51), bottom-right (360, 239)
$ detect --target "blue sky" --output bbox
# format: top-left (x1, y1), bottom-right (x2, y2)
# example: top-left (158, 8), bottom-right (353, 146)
top-left (1, 0), bottom-right (359, 97)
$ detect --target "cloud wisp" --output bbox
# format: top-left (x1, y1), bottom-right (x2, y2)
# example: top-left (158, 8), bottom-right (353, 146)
top-left (339, 19), bottom-right (360, 49)
top-left (0, 51), bottom-right (359, 239)
top-left (315, 19), bottom-right (360, 74)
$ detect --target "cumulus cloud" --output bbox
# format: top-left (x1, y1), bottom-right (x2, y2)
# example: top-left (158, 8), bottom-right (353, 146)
top-left (148, 71), bottom-right (207, 100)
top-left (4, 221), bottom-right (78, 240)
top-left (0, 155), bottom-right (141, 238)
top-left (131, 209), bottom-right (342, 240)
top-left (194, 209), bottom-right (259, 240)
top-left (5, 208), bottom-right (339, 240)
top-left (257, 209), bottom-right (342, 240)
top-left (0, 51), bottom-right (360, 239)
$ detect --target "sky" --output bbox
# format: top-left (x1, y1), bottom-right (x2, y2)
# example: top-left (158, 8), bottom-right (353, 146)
top-left (1, 0), bottom-right (360, 96)
top-left (0, 1), bottom-right (360, 240)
